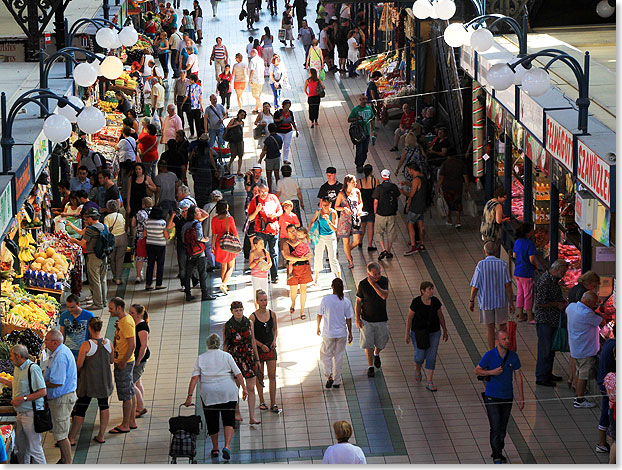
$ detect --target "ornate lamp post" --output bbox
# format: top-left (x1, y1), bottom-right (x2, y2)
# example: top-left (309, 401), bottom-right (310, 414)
top-left (1, 89), bottom-right (104, 174)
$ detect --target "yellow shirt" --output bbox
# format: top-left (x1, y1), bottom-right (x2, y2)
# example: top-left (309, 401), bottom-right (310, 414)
top-left (104, 213), bottom-right (126, 237)
top-left (114, 315), bottom-right (136, 364)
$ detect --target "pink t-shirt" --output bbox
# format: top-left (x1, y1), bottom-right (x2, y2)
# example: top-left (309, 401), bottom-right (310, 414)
top-left (278, 212), bottom-right (300, 238)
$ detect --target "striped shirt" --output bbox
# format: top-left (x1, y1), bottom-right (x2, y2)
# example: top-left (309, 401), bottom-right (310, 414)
top-left (470, 256), bottom-right (510, 310)
top-left (213, 45), bottom-right (226, 60)
top-left (144, 219), bottom-right (167, 246)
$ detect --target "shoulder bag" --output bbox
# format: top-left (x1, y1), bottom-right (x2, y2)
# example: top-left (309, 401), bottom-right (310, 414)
top-left (552, 313), bottom-right (570, 352)
top-left (219, 216), bottom-right (242, 254)
top-left (28, 364), bottom-right (53, 433)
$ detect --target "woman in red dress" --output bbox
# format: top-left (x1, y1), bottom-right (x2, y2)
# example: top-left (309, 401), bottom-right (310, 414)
top-left (211, 200), bottom-right (239, 294)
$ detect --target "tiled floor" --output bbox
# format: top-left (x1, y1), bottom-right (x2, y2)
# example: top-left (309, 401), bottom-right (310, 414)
top-left (42, 0), bottom-right (610, 464)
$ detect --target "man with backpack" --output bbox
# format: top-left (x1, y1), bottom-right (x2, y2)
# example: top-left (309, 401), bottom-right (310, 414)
top-left (182, 205), bottom-right (216, 301)
top-left (68, 208), bottom-right (114, 310)
top-left (73, 139), bottom-right (104, 174)
top-left (348, 94), bottom-right (375, 174)
top-left (372, 169), bottom-right (400, 261)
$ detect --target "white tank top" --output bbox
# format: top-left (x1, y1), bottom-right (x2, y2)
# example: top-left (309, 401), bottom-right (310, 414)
top-left (86, 338), bottom-right (112, 356)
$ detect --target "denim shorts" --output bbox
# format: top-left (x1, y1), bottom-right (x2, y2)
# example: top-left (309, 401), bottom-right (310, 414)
top-left (407, 212), bottom-right (424, 224)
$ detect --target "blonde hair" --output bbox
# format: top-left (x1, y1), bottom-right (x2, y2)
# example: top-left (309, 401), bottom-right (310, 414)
top-left (577, 271), bottom-right (600, 288)
top-left (255, 289), bottom-right (267, 301)
top-left (333, 421), bottom-right (353, 443)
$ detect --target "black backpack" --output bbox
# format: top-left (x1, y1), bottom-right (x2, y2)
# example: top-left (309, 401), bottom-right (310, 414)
top-left (95, 225), bottom-right (115, 259)
top-left (349, 121), bottom-right (366, 146)
top-left (217, 78), bottom-right (230, 94)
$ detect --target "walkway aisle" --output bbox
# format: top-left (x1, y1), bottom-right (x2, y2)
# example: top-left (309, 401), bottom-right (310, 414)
top-left (59, 0), bottom-right (607, 464)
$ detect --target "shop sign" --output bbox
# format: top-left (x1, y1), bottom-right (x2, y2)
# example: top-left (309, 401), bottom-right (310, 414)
top-left (545, 116), bottom-right (573, 172)
top-left (511, 120), bottom-right (524, 150)
top-left (12, 153), bottom-right (33, 209)
top-left (593, 203), bottom-right (610, 247)
top-left (524, 133), bottom-right (542, 162)
top-left (32, 130), bottom-right (50, 179)
top-left (460, 44), bottom-right (475, 78)
top-left (575, 190), bottom-right (595, 235)
top-left (0, 183), bottom-right (13, 239)
top-left (577, 140), bottom-right (611, 208)
top-left (596, 247), bottom-right (615, 262)
top-left (519, 90), bottom-right (544, 142)
top-left (494, 85), bottom-right (515, 116)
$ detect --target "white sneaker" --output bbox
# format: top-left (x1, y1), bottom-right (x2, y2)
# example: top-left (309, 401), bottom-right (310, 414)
top-left (573, 399), bottom-right (596, 408)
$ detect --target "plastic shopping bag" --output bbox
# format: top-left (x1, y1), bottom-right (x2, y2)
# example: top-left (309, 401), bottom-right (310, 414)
top-left (463, 192), bottom-right (477, 218)
top-left (435, 195), bottom-right (448, 218)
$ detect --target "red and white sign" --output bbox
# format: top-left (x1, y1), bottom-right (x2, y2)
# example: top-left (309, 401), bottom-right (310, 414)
top-left (577, 140), bottom-right (611, 207)
top-left (45, 33), bottom-right (51, 45)
top-left (545, 116), bottom-right (573, 171)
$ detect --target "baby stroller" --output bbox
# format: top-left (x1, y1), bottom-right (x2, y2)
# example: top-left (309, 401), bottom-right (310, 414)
top-left (169, 404), bottom-right (202, 464)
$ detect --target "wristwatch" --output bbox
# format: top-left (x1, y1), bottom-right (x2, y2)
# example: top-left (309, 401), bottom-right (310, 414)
top-left (23, 396), bottom-right (27, 401)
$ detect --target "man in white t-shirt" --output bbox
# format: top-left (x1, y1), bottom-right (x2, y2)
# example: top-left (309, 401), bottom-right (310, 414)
top-left (275, 164), bottom-right (304, 222)
top-left (150, 78), bottom-right (165, 117)
top-left (316, 278), bottom-right (353, 388)
top-left (248, 48), bottom-right (265, 113)
top-left (169, 26), bottom-right (184, 77)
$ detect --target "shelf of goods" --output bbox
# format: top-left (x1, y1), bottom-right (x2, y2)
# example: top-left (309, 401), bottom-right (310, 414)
top-left (542, 242), bottom-right (581, 288)
top-left (28, 233), bottom-right (82, 298)
top-left (511, 179), bottom-right (524, 222)
top-left (0, 286), bottom-right (59, 340)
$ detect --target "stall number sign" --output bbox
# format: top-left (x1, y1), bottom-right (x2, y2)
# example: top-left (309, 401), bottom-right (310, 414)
top-left (577, 140), bottom-right (610, 208)
top-left (545, 116), bottom-right (573, 172)
top-left (33, 131), bottom-right (49, 179)
top-left (0, 184), bottom-right (12, 237)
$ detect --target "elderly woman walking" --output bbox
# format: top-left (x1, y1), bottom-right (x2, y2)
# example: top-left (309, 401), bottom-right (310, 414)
top-left (104, 200), bottom-right (127, 285)
top-left (184, 333), bottom-right (248, 461)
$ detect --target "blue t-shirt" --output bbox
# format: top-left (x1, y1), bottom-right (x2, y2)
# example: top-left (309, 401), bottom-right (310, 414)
top-left (513, 238), bottom-right (537, 278)
top-left (59, 309), bottom-right (94, 357)
top-left (478, 348), bottom-right (521, 399)
top-left (597, 338), bottom-right (616, 386)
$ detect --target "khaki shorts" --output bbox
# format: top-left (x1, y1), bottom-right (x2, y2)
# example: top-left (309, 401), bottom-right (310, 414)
top-left (48, 391), bottom-right (77, 441)
top-left (250, 82), bottom-right (263, 98)
top-left (374, 215), bottom-right (396, 244)
top-left (359, 319), bottom-right (389, 350)
top-left (479, 307), bottom-right (508, 325)
top-left (575, 355), bottom-right (597, 381)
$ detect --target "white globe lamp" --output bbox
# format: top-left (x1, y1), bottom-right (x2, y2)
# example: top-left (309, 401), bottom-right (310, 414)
top-left (508, 57), bottom-right (528, 85)
top-left (73, 62), bottom-right (98, 87)
top-left (118, 26), bottom-right (139, 47)
top-left (43, 114), bottom-right (72, 142)
top-left (435, 0), bottom-right (456, 20)
top-left (444, 22), bottom-right (467, 48)
top-left (596, 0), bottom-right (615, 17)
top-left (100, 56), bottom-right (124, 80)
top-left (58, 96), bottom-right (84, 123)
top-left (470, 27), bottom-right (494, 52)
top-left (109, 32), bottom-right (122, 50)
top-left (95, 28), bottom-right (116, 49)
top-left (487, 63), bottom-right (514, 91)
top-left (76, 106), bottom-right (106, 134)
top-left (412, 0), bottom-right (432, 19)
top-left (521, 68), bottom-right (551, 97)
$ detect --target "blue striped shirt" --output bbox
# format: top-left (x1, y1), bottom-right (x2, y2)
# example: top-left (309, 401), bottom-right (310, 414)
top-left (470, 256), bottom-right (511, 310)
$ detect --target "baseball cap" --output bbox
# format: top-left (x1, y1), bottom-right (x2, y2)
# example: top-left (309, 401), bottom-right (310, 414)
top-left (282, 200), bottom-right (293, 207)
top-left (179, 199), bottom-right (193, 210)
top-left (326, 166), bottom-right (337, 174)
top-left (252, 163), bottom-right (262, 170)
top-left (84, 208), bottom-right (100, 219)
top-left (381, 169), bottom-right (391, 179)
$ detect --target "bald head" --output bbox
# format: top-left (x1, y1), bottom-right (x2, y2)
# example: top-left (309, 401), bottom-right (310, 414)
top-left (581, 291), bottom-right (599, 309)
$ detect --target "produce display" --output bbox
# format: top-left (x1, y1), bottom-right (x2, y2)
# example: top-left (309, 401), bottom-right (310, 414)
top-left (3, 329), bottom-right (45, 357)
top-left (0, 289), bottom-right (59, 336)
top-left (17, 231), bottom-right (37, 263)
top-left (30, 247), bottom-right (70, 277)
top-left (511, 180), bottom-right (524, 221)
top-left (0, 360), bottom-right (13, 375)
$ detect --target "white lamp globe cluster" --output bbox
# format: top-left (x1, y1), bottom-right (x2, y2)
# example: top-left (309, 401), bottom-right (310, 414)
top-left (42, 97), bottom-right (105, 142)
top-left (413, 0), bottom-right (456, 20)
top-left (444, 22), bottom-right (494, 52)
top-left (95, 25), bottom-right (138, 50)
top-left (486, 60), bottom-right (551, 97)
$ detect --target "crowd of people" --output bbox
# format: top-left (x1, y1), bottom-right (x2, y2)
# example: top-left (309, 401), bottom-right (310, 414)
top-left (9, 0), bottom-right (614, 465)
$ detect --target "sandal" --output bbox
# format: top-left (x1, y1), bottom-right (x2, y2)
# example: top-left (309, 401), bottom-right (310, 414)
top-left (290, 306), bottom-right (295, 314)
top-left (136, 408), bottom-right (148, 418)
top-left (211, 449), bottom-right (220, 458)
top-left (259, 402), bottom-right (268, 410)
top-left (271, 404), bottom-right (281, 413)
top-left (415, 369), bottom-right (422, 382)
top-left (425, 381), bottom-right (437, 392)
top-left (300, 313), bottom-right (306, 320)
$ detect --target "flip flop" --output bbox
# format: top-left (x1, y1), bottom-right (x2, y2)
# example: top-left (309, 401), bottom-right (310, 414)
top-left (425, 382), bottom-right (437, 392)
top-left (211, 449), bottom-right (220, 458)
top-left (415, 369), bottom-right (422, 382)
top-left (289, 307), bottom-right (295, 314)
top-left (93, 437), bottom-right (105, 444)
top-left (136, 408), bottom-right (148, 418)
top-left (300, 313), bottom-right (306, 320)
top-left (129, 425), bottom-right (138, 430)
top-left (259, 402), bottom-right (268, 410)
top-left (108, 427), bottom-right (131, 434)
top-left (271, 404), bottom-right (281, 413)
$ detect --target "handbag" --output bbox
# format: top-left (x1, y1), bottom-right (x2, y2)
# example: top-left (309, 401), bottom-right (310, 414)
top-left (278, 29), bottom-right (286, 41)
top-left (464, 192), bottom-right (477, 218)
top-left (507, 320), bottom-right (517, 351)
top-left (316, 81), bottom-right (326, 98)
top-left (319, 66), bottom-right (326, 81)
top-left (435, 194), bottom-right (448, 218)
top-left (552, 313), bottom-right (570, 352)
top-left (219, 216), bottom-right (242, 254)
top-left (28, 364), bottom-right (53, 433)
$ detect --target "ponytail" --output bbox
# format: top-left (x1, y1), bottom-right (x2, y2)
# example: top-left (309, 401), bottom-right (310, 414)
top-left (332, 277), bottom-right (344, 300)
top-left (131, 304), bottom-right (149, 324)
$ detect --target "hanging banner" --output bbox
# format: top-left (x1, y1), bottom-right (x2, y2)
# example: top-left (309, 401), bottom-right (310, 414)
top-left (0, 180), bottom-right (13, 240)
top-left (545, 115), bottom-right (573, 172)
top-left (32, 130), bottom-right (50, 180)
top-left (576, 138), bottom-right (614, 209)
top-left (12, 153), bottom-right (33, 210)
top-left (592, 203), bottom-right (610, 247)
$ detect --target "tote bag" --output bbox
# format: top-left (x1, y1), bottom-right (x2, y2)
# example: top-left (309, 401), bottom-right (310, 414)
top-left (464, 192), bottom-right (477, 218)
top-left (552, 314), bottom-right (570, 352)
top-left (219, 216), bottom-right (242, 254)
